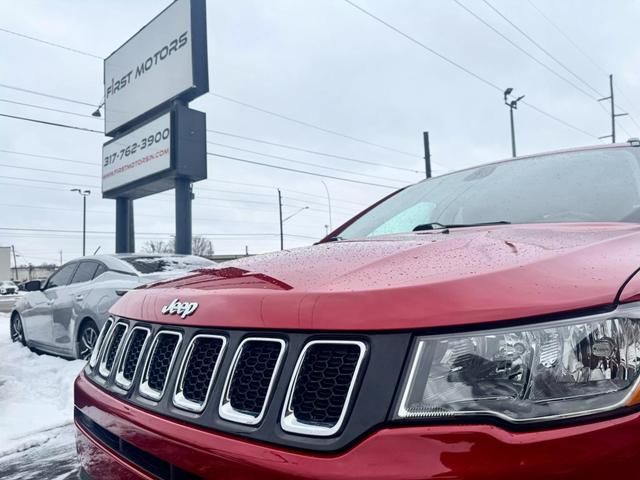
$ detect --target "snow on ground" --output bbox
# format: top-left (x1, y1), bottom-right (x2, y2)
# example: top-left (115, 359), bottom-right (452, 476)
top-left (0, 312), bottom-right (85, 457)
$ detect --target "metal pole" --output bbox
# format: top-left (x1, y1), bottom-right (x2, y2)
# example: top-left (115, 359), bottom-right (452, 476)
top-left (175, 178), bottom-right (192, 254)
top-left (610, 74), bottom-right (616, 144)
top-left (423, 131), bottom-right (432, 178)
top-left (128, 200), bottom-right (135, 252)
top-left (82, 194), bottom-right (86, 256)
top-left (320, 180), bottom-right (333, 230)
top-left (278, 189), bottom-right (284, 251)
top-left (11, 245), bottom-right (18, 281)
top-left (598, 74), bottom-right (627, 143)
top-left (509, 105), bottom-right (516, 158)
top-left (115, 198), bottom-right (131, 253)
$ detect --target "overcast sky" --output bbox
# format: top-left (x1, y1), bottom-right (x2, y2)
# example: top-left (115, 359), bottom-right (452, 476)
top-left (1, 0), bottom-right (639, 266)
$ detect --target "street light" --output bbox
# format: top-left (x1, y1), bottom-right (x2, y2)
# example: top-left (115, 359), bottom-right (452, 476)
top-left (71, 188), bottom-right (91, 256)
top-left (277, 189), bottom-right (309, 250)
top-left (283, 206), bottom-right (309, 223)
top-left (504, 88), bottom-right (525, 157)
top-left (91, 99), bottom-right (104, 118)
top-left (320, 180), bottom-right (333, 232)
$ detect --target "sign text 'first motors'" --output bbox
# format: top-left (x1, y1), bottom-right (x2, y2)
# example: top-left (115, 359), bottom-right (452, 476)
top-left (103, 0), bottom-right (208, 136)
top-left (106, 32), bottom-right (189, 101)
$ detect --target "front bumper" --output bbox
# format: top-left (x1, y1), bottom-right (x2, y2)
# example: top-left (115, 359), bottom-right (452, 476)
top-left (75, 372), bottom-right (640, 479)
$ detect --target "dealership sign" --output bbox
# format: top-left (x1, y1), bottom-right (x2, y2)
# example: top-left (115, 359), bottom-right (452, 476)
top-left (102, 105), bottom-right (206, 199)
top-left (103, 0), bottom-right (208, 136)
top-left (102, 112), bottom-right (171, 193)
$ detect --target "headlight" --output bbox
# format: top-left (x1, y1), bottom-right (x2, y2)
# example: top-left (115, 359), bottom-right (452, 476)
top-left (396, 304), bottom-right (640, 423)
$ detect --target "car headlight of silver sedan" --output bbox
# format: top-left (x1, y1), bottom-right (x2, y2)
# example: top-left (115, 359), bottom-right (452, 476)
top-left (395, 304), bottom-right (640, 423)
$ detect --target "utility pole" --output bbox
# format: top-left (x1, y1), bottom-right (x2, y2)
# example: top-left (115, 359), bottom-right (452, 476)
top-left (71, 189), bottom-right (91, 256)
top-left (11, 245), bottom-right (18, 280)
top-left (423, 132), bottom-right (432, 178)
top-left (278, 189), bottom-right (284, 251)
top-left (59, 250), bottom-right (63, 266)
top-left (504, 88), bottom-right (525, 157)
top-left (320, 180), bottom-right (333, 231)
top-left (598, 74), bottom-right (628, 143)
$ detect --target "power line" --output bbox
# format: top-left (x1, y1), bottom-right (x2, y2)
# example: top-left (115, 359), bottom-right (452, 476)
top-left (207, 129), bottom-right (426, 173)
top-left (0, 109), bottom-right (412, 185)
top-left (204, 178), bottom-right (369, 207)
top-left (210, 92), bottom-right (422, 159)
top-left (526, 0), bottom-right (640, 133)
top-left (0, 26), bottom-right (102, 59)
top-left (343, 0), bottom-right (503, 92)
top-left (207, 141), bottom-right (409, 184)
top-left (519, 101), bottom-right (598, 138)
top-left (0, 82), bottom-right (97, 107)
top-left (0, 174), bottom-right (98, 189)
top-left (480, 0), bottom-right (602, 98)
top-left (0, 226), bottom-right (318, 240)
top-left (0, 113), bottom-right (102, 133)
top-left (0, 152), bottom-right (358, 211)
top-left (342, 0), bottom-right (599, 139)
top-left (0, 163), bottom-right (98, 179)
top-left (452, 0), bottom-right (600, 101)
top-left (0, 203), bottom-right (285, 227)
top-left (0, 149), bottom-right (95, 166)
top-left (208, 152), bottom-right (399, 188)
top-left (478, 0), bottom-right (634, 137)
top-left (0, 98), bottom-right (99, 119)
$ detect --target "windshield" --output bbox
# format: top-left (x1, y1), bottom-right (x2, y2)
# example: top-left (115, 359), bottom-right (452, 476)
top-left (120, 255), bottom-right (214, 274)
top-left (338, 147), bottom-right (640, 240)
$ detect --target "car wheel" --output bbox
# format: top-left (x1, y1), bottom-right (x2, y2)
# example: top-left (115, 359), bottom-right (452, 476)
top-left (10, 313), bottom-right (26, 346)
top-left (78, 320), bottom-right (99, 361)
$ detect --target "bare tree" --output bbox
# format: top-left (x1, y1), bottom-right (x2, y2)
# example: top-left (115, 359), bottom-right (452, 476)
top-left (142, 236), bottom-right (213, 256)
top-left (143, 240), bottom-right (174, 253)
top-left (191, 236), bottom-right (214, 256)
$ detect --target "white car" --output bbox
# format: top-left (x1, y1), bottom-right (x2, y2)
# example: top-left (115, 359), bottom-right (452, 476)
top-left (9, 254), bottom-right (214, 359)
top-left (0, 280), bottom-right (18, 295)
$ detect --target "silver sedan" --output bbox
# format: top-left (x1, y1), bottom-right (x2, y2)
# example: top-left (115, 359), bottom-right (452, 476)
top-left (9, 254), bottom-right (214, 359)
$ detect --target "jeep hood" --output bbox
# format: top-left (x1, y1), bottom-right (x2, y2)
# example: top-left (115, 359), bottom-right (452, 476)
top-left (111, 223), bottom-right (640, 330)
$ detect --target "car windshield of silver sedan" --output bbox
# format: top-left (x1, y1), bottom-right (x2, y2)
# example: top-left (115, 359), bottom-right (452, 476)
top-left (337, 147), bottom-right (640, 240)
top-left (120, 255), bottom-right (213, 274)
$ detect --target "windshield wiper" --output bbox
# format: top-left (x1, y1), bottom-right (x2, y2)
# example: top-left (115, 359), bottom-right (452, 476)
top-left (412, 221), bottom-right (511, 232)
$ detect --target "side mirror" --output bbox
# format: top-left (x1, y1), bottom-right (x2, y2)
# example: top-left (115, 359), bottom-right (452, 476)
top-left (24, 280), bottom-right (42, 292)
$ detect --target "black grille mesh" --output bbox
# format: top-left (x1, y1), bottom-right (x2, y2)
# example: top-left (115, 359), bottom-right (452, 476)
top-left (228, 340), bottom-right (282, 416)
top-left (147, 334), bottom-right (180, 392)
top-left (105, 324), bottom-right (126, 371)
top-left (291, 343), bottom-right (361, 426)
top-left (182, 337), bottom-right (225, 404)
top-left (122, 329), bottom-right (148, 382)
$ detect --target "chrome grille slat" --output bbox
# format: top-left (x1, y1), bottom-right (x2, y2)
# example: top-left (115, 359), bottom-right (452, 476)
top-left (219, 337), bottom-right (286, 425)
top-left (89, 318), bottom-right (113, 368)
top-left (139, 331), bottom-right (182, 401)
top-left (98, 323), bottom-right (128, 378)
top-left (115, 326), bottom-right (151, 390)
top-left (281, 340), bottom-right (367, 437)
top-left (173, 334), bottom-right (227, 412)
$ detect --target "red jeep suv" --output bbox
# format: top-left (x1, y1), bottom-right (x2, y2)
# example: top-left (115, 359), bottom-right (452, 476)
top-left (75, 143), bottom-right (640, 479)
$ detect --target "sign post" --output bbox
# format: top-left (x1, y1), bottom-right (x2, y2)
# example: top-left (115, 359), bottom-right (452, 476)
top-left (100, 0), bottom-right (209, 254)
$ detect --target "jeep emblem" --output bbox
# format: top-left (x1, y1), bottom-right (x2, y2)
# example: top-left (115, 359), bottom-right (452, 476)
top-left (161, 299), bottom-right (199, 319)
